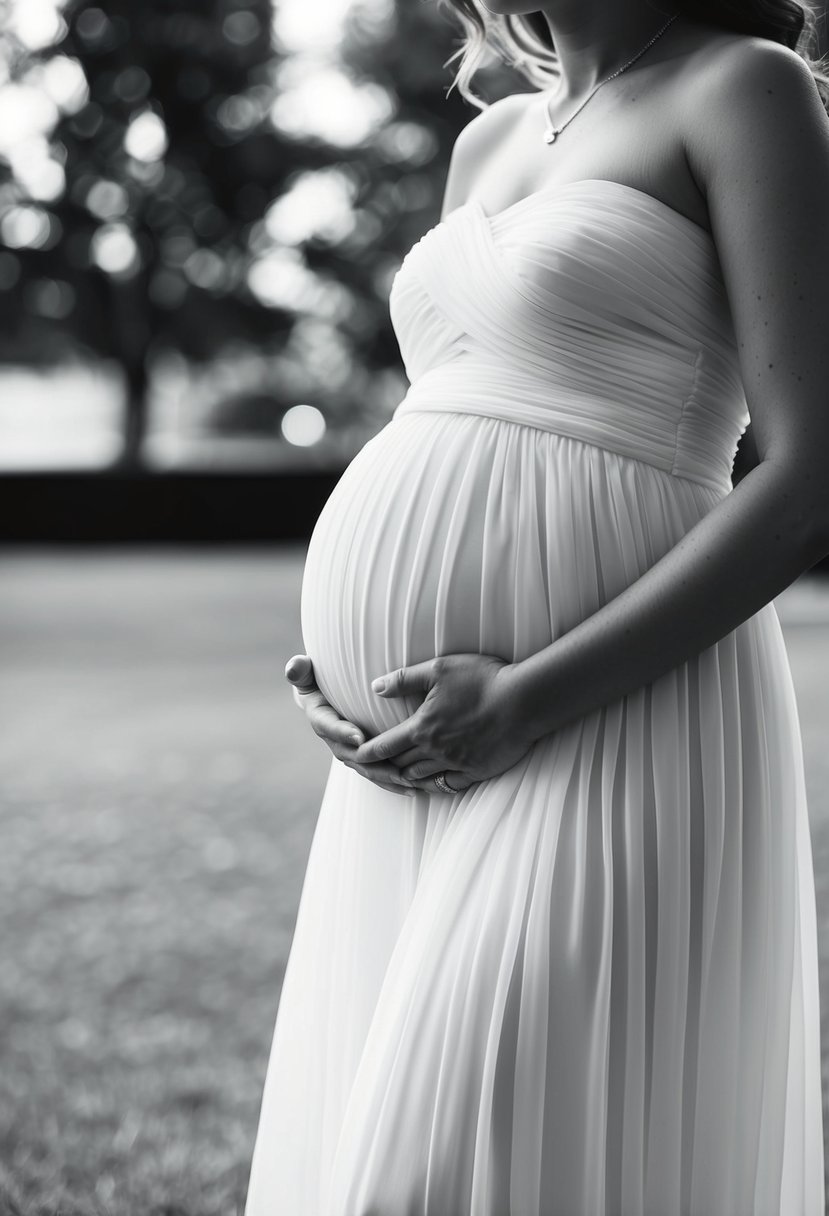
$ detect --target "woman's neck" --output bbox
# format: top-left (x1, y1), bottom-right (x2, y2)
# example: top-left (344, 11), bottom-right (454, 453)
top-left (536, 1), bottom-right (680, 98)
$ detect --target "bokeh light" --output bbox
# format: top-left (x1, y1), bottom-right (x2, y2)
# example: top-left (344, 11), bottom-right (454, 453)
top-left (280, 403), bottom-right (326, 446)
top-left (0, 84), bottom-right (59, 156)
top-left (263, 169), bottom-right (357, 245)
top-left (124, 111), bottom-right (168, 163)
top-left (271, 61), bottom-right (394, 147)
top-left (3, 0), bottom-right (67, 51)
top-left (274, 0), bottom-right (395, 52)
top-left (90, 224), bottom-right (139, 275)
top-left (1, 205), bottom-right (53, 249)
top-left (29, 55), bottom-right (89, 113)
top-left (85, 179), bottom-right (130, 221)
top-left (7, 139), bottom-right (66, 202)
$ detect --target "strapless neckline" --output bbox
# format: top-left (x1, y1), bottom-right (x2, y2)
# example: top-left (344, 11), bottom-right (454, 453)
top-left (389, 166), bottom-right (744, 494)
top-left (456, 176), bottom-right (713, 246)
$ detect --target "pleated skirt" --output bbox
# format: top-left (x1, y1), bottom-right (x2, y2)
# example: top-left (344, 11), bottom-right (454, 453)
top-left (244, 408), bottom-right (824, 1215)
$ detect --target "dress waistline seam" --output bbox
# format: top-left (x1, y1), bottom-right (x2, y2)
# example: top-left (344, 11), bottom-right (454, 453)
top-left (393, 402), bottom-right (729, 496)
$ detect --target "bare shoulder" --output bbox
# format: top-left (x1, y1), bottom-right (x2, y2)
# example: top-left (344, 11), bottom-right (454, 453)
top-left (689, 28), bottom-right (820, 94)
top-left (441, 91), bottom-right (534, 217)
top-left (668, 32), bottom-right (829, 476)
top-left (678, 33), bottom-right (829, 195)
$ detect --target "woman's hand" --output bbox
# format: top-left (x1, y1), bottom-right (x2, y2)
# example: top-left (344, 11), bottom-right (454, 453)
top-left (285, 655), bottom-right (419, 797)
top-left (352, 653), bottom-right (534, 793)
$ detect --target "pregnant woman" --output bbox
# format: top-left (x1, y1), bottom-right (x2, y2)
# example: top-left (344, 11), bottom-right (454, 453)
top-left (246, 1), bottom-right (829, 1212)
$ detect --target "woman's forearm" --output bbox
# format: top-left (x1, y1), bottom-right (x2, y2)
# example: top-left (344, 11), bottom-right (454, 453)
top-left (509, 457), bottom-right (829, 744)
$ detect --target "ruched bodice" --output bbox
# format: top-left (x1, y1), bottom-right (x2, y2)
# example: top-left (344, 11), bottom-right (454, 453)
top-left (390, 178), bottom-right (749, 494)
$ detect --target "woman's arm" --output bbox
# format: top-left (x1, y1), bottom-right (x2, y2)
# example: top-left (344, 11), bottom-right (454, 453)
top-left (511, 457), bottom-right (826, 743)
top-left (511, 40), bottom-right (829, 744)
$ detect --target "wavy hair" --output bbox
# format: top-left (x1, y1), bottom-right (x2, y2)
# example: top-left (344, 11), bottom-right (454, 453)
top-left (438, 0), bottom-right (829, 112)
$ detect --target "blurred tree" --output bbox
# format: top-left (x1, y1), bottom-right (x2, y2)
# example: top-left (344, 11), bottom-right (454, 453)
top-left (0, 0), bottom-right (503, 468)
top-left (0, 0), bottom-right (314, 467)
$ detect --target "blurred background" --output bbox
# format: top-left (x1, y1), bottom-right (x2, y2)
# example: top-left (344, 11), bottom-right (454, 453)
top-left (0, 0), bottom-right (470, 483)
top-left (1, 1), bottom-right (829, 1212)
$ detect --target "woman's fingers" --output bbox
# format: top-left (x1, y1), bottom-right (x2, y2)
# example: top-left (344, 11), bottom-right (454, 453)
top-left (307, 694), bottom-right (366, 749)
top-left (286, 654), bottom-right (316, 709)
top-left (285, 654), bottom-right (366, 747)
top-left (284, 653), bottom-right (417, 794)
top-left (285, 653), bottom-right (316, 691)
top-left (326, 738), bottom-right (417, 796)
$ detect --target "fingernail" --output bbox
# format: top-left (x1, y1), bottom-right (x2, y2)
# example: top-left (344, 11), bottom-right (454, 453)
top-left (371, 678), bottom-right (385, 693)
top-left (349, 733), bottom-right (363, 746)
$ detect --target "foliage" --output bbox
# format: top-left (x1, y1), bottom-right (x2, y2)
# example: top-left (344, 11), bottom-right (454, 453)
top-left (0, 0), bottom-right (303, 463)
top-left (0, 0), bottom-right (520, 467)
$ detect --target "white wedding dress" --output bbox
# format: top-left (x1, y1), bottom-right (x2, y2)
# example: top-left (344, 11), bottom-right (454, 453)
top-left (244, 178), bottom-right (825, 1215)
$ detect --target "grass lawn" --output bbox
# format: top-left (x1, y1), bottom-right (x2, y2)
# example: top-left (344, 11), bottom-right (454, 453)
top-left (1, 549), bottom-right (828, 1215)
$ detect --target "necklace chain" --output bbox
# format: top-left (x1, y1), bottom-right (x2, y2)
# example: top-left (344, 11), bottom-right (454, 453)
top-left (543, 12), bottom-right (679, 145)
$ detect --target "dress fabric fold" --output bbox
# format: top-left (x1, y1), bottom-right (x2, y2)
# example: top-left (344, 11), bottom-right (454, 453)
top-left (244, 178), bottom-right (825, 1216)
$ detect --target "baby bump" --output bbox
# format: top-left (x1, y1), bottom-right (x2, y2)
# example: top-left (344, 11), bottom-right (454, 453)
top-left (299, 410), bottom-right (560, 738)
top-left (299, 408), bottom-right (718, 738)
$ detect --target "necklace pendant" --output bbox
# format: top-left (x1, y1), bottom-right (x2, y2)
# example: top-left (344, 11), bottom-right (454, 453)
top-left (543, 127), bottom-right (557, 144)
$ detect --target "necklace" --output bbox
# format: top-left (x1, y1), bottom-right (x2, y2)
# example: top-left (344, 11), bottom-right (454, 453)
top-left (542, 12), bottom-right (679, 145)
